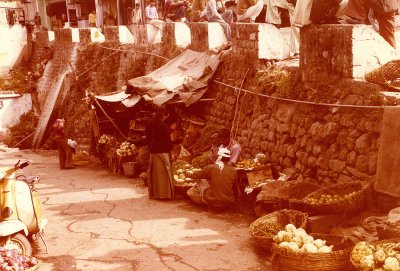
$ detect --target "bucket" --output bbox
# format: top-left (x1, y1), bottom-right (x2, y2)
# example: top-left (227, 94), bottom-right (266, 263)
top-left (122, 162), bottom-right (137, 177)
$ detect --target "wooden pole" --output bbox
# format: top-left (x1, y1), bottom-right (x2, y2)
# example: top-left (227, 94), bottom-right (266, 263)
top-left (94, 99), bottom-right (127, 140)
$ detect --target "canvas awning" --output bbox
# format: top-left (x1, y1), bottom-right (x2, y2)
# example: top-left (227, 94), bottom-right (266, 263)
top-left (126, 49), bottom-right (220, 107)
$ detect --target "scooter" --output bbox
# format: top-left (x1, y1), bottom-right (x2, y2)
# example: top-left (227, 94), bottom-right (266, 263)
top-left (0, 160), bottom-right (48, 256)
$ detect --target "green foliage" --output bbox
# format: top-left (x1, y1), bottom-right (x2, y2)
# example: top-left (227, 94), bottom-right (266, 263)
top-left (0, 68), bottom-right (27, 93)
top-left (4, 110), bottom-right (38, 149)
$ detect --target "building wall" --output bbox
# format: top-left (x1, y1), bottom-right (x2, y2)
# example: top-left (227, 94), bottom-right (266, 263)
top-left (0, 94), bottom-right (32, 134)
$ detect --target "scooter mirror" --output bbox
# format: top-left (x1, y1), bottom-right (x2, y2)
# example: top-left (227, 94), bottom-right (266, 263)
top-left (19, 161), bottom-right (30, 169)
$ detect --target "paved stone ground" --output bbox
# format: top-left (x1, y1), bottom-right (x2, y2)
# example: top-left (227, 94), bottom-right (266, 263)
top-left (0, 148), bottom-right (268, 271)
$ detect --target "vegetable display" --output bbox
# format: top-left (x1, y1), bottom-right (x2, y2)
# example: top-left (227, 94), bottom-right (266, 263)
top-left (98, 134), bottom-right (113, 145)
top-left (273, 224), bottom-right (334, 253)
top-left (116, 141), bottom-right (137, 158)
top-left (305, 191), bottom-right (361, 204)
top-left (351, 241), bottom-right (400, 271)
top-left (0, 248), bottom-right (39, 271)
top-left (172, 162), bottom-right (201, 186)
top-left (235, 159), bottom-right (264, 170)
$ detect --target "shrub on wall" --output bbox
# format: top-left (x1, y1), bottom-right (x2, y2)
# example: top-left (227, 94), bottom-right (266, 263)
top-left (4, 110), bottom-right (38, 149)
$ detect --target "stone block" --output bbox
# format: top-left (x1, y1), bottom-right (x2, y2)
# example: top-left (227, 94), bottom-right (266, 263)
top-left (146, 24), bottom-right (162, 44)
top-left (71, 28), bottom-right (80, 42)
top-left (300, 24), bottom-right (399, 81)
top-left (103, 26), bottom-right (120, 42)
top-left (54, 29), bottom-right (72, 43)
top-left (118, 25), bottom-right (135, 44)
top-left (258, 24), bottom-right (290, 60)
top-left (48, 31), bottom-right (55, 42)
top-left (90, 28), bottom-right (105, 43)
top-left (208, 22), bottom-right (227, 50)
top-left (174, 22), bottom-right (191, 48)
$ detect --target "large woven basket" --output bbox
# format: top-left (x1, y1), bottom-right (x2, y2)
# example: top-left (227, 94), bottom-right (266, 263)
top-left (365, 60), bottom-right (400, 90)
top-left (187, 186), bottom-right (203, 205)
top-left (272, 234), bottom-right (355, 271)
top-left (304, 182), bottom-right (369, 214)
top-left (249, 209), bottom-right (307, 251)
top-left (27, 262), bottom-right (41, 271)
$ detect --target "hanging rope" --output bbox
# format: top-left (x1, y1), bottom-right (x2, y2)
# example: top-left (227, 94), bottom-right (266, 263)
top-left (12, 131), bottom-right (36, 148)
top-left (213, 80), bottom-right (400, 109)
top-left (230, 68), bottom-right (250, 142)
top-left (96, 44), bottom-right (170, 61)
top-left (94, 99), bottom-right (127, 140)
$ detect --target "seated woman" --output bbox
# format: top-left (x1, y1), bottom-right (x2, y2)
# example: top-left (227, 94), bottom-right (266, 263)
top-left (190, 148), bottom-right (238, 210)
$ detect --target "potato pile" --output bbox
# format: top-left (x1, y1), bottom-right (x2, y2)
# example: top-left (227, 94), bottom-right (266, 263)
top-left (116, 141), bottom-right (137, 157)
top-left (273, 224), bottom-right (333, 253)
top-left (173, 163), bottom-right (201, 186)
top-left (235, 159), bottom-right (264, 170)
top-left (306, 191), bottom-right (360, 204)
top-left (351, 241), bottom-right (400, 271)
top-left (0, 247), bottom-right (39, 271)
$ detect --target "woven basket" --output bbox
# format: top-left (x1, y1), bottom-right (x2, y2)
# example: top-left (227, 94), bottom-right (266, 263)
top-left (365, 60), bottom-right (400, 90)
top-left (377, 224), bottom-right (400, 240)
top-left (350, 238), bottom-right (400, 271)
top-left (27, 262), bottom-right (41, 271)
top-left (187, 186), bottom-right (203, 205)
top-left (249, 209), bottom-right (307, 251)
top-left (254, 198), bottom-right (287, 218)
top-left (304, 182), bottom-right (369, 214)
top-left (272, 234), bottom-right (355, 271)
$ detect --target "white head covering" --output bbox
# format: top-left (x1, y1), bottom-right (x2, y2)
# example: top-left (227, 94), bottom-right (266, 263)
top-left (215, 147), bottom-right (231, 171)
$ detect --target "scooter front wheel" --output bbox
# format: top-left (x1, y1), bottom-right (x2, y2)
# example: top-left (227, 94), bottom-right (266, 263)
top-left (0, 233), bottom-right (32, 256)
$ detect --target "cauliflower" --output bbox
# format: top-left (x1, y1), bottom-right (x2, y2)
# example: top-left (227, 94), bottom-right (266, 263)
top-left (294, 228), bottom-right (308, 239)
top-left (352, 242), bottom-right (374, 264)
top-left (279, 241), bottom-right (290, 249)
top-left (273, 231), bottom-right (286, 244)
top-left (360, 255), bottom-right (375, 270)
top-left (318, 245), bottom-right (332, 253)
top-left (283, 232), bottom-right (294, 242)
top-left (383, 257), bottom-right (400, 271)
top-left (313, 239), bottom-right (326, 249)
top-left (292, 236), bottom-right (303, 248)
top-left (302, 235), bottom-right (314, 245)
top-left (285, 224), bottom-right (297, 233)
top-left (302, 243), bottom-right (318, 253)
top-left (287, 242), bottom-right (300, 252)
top-left (375, 249), bottom-right (387, 263)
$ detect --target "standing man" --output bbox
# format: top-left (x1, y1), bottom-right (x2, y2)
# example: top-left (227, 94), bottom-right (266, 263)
top-left (345, 0), bottom-right (400, 48)
top-left (146, 0), bottom-right (160, 21)
top-left (89, 10), bottom-right (97, 27)
top-left (34, 12), bottom-right (41, 30)
top-left (50, 119), bottom-right (75, 170)
top-left (145, 108), bottom-right (175, 200)
top-left (131, 3), bottom-right (142, 23)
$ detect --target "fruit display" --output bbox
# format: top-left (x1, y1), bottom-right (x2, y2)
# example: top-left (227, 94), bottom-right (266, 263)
top-left (273, 224), bottom-right (334, 253)
top-left (116, 141), bottom-right (137, 158)
top-left (172, 162), bottom-right (201, 186)
top-left (351, 241), bottom-right (400, 271)
top-left (235, 159), bottom-right (265, 171)
top-left (306, 191), bottom-right (361, 204)
top-left (0, 247), bottom-right (39, 271)
top-left (98, 134), bottom-right (114, 145)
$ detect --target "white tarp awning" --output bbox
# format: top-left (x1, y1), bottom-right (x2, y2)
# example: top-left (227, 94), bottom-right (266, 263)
top-left (95, 92), bottom-right (141, 107)
top-left (127, 49), bottom-right (220, 106)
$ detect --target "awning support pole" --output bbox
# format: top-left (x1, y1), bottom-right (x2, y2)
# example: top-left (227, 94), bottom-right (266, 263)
top-left (94, 99), bottom-right (128, 140)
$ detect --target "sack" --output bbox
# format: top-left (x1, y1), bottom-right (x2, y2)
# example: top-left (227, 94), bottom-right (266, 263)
top-left (310, 0), bottom-right (341, 22)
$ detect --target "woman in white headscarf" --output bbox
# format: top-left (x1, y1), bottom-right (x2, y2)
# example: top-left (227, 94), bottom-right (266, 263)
top-left (190, 148), bottom-right (238, 209)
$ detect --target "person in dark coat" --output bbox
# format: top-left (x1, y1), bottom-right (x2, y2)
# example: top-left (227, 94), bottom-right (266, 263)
top-left (50, 118), bottom-right (75, 169)
top-left (145, 108), bottom-right (174, 200)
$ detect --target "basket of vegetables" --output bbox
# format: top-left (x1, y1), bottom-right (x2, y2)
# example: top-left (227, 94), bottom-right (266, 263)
top-left (303, 182), bottom-right (369, 214)
top-left (350, 239), bottom-right (400, 271)
top-left (248, 209), bottom-right (307, 251)
top-left (0, 247), bottom-right (40, 271)
top-left (271, 226), bottom-right (355, 271)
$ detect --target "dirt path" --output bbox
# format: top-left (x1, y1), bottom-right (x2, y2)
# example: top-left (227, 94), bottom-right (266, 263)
top-left (0, 149), bottom-right (268, 271)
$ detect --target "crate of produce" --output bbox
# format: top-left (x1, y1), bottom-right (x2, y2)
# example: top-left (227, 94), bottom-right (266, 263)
top-left (272, 230), bottom-right (355, 271)
top-left (0, 247), bottom-right (41, 271)
top-left (303, 182), bottom-right (369, 214)
top-left (350, 239), bottom-right (400, 271)
top-left (249, 209), bottom-right (307, 251)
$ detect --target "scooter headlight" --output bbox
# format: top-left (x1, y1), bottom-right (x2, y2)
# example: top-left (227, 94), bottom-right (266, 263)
top-left (2, 207), bottom-right (13, 218)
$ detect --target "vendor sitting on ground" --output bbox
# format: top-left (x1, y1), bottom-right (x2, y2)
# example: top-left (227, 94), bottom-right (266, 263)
top-left (209, 128), bottom-right (241, 166)
top-left (190, 148), bottom-right (238, 209)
